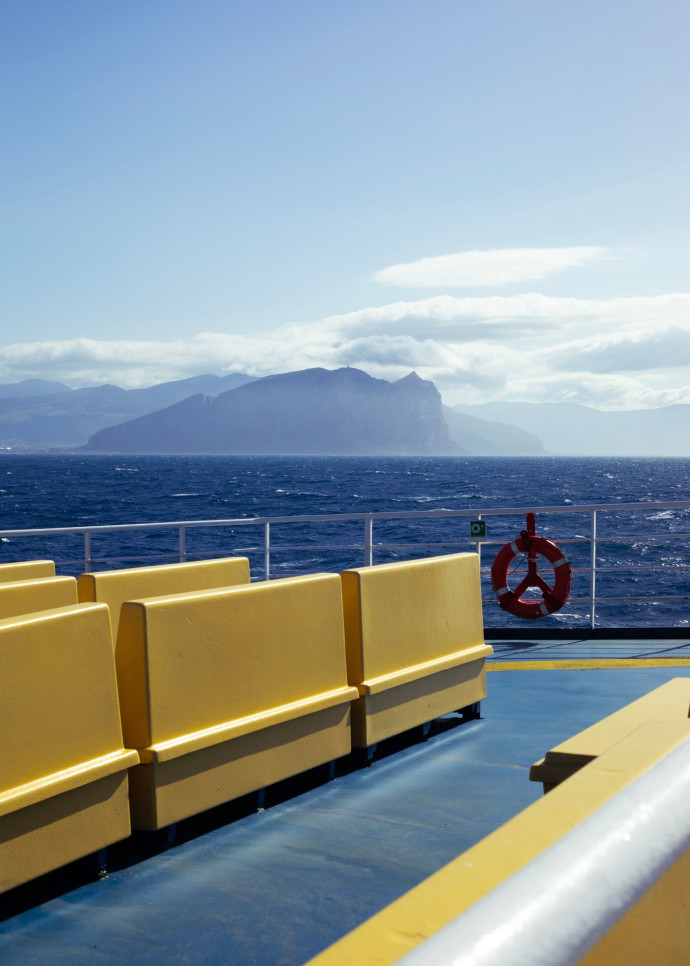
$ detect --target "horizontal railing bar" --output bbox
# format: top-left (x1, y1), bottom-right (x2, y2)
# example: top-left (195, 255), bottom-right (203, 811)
top-left (480, 571), bottom-right (690, 580)
top-left (238, 544), bottom-right (381, 553)
top-left (1, 500), bottom-right (689, 540)
top-left (198, 536), bottom-right (689, 552)
top-left (593, 534), bottom-right (690, 543)
top-left (53, 555), bottom-right (184, 568)
top-left (48, 551), bottom-right (690, 571)
top-left (53, 546), bottom-right (690, 569)
top-left (233, 541), bottom-right (690, 554)
top-left (480, 596), bottom-right (690, 604)
top-left (121, 553), bottom-right (672, 568)
top-left (571, 595), bottom-right (690, 603)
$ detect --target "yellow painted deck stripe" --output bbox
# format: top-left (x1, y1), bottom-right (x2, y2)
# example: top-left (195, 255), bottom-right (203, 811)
top-left (488, 658), bottom-right (690, 671)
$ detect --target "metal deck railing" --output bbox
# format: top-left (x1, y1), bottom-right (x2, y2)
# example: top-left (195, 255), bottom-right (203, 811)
top-left (1, 500), bottom-right (689, 628)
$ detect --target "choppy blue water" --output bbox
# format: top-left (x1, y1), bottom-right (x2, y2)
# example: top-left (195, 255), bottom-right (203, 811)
top-left (1, 454), bottom-right (688, 628)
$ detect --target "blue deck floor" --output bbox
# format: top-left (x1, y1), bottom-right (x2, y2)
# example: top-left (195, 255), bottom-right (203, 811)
top-left (490, 636), bottom-right (690, 661)
top-left (1, 640), bottom-right (690, 965)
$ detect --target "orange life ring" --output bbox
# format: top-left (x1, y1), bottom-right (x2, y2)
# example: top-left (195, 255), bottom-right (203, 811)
top-left (491, 532), bottom-right (571, 620)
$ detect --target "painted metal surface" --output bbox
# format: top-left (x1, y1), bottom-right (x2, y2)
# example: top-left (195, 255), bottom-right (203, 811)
top-left (2, 656), bottom-right (690, 965)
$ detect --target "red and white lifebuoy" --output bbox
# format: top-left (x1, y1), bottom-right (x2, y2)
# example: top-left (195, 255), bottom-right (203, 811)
top-left (491, 522), bottom-right (571, 620)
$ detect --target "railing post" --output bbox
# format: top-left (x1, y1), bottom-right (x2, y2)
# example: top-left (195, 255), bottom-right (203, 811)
top-left (589, 510), bottom-right (597, 629)
top-left (364, 515), bottom-right (373, 567)
top-left (476, 514), bottom-right (483, 572)
top-left (264, 522), bottom-right (270, 581)
top-left (178, 526), bottom-right (187, 563)
top-left (84, 531), bottom-right (91, 573)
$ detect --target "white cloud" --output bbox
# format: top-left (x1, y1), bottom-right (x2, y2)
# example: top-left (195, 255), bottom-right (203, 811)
top-left (302, 292), bottom-right (690, 342)
top-left (501, 371), bottom-right (690, 410)
top-left (1, 290), bottom-right (689, 409)
top-left (546, 325), bottom-right (690, 373)
top-left (373, 247), bottom-right (613, 288)
top-left (0, 336), bottom-right (270, 389)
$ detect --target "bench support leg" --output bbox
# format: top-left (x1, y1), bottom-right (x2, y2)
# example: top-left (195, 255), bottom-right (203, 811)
top-left (353, 743), bottom-right (378, 767)
top-left (83, 847), bottom-right (108, 879)
top-left (458, 702), bottom-right (481, 721)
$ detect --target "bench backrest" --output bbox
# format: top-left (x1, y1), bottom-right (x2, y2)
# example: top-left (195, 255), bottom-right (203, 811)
top-left (340, 553), bottom-right (484, 683)
top-left (78, 556), bottom-right (250, 639)
top-left (0, 560), bottom-right (55, 583)
top-left (0, 603), bottom-right (124, 796)
top-left (0, 576), bottom-right (77, 621)
top-left (115, 573), bottom-right (348, 749)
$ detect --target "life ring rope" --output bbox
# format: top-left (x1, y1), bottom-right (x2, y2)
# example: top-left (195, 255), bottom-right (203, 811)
top-left (490, 513), bottom-right (572, 620)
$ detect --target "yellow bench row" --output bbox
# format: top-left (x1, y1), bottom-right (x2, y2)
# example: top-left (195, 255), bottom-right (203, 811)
top-left (0, 555), bottom-right (252, 636)
top-left (0, 552), bottom-right (490, 893)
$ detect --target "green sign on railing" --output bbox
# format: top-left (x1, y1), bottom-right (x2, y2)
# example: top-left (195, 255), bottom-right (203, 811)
top-left (470, 519), bottom-right (487, 540)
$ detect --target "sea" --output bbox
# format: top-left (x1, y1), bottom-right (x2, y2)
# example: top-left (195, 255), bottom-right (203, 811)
top-left (1, 453), bottom-right (688, 628)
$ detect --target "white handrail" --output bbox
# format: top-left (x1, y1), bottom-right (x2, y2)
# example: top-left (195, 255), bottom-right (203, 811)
top-left (0, 500), bottom-right (687, 537)
top-left (398, 736), bottom-right (690, 966)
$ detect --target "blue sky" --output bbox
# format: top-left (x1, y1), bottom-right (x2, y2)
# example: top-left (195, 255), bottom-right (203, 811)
top-left (1, 0), bottom-right (688, 408)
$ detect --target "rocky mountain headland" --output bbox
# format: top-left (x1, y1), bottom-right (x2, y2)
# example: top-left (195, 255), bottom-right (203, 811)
top-left (0, 367), bottom-right (683, 456)
top-left (82, 367), bottom-right (461, 455)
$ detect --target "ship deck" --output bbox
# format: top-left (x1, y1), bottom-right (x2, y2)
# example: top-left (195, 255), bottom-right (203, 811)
top-left (2, 635), bottom-right (690, 965)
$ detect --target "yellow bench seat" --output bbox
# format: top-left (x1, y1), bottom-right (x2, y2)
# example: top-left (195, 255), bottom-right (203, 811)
top-left (341, 553), bottom-right (491, 748)
top-left (0, 604), bottom-right (138, 893)
top-left (116, 573), bottom-right (358, 830)
top-left (530, 677), bottom-right (690, 791)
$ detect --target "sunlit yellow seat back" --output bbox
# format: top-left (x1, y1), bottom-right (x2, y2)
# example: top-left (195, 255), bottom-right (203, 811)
top-left (0, 576), bottom-right (77, 621)
top-left (77, 555), bottom-right (250, 639)
top-left (116, 573), bottom-right (358, 830)
top-left (340, 553), bottom-right (492, 748)
top-left (0, 560), bottom-right (55, 583)
top-left (0, 604), bottom-right (139, 893)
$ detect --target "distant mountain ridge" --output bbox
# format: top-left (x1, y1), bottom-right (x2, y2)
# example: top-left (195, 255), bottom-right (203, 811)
top-left (82, 367), bottom-right (458, 455)
top-left (3, 368), bottom-right (682, 456)
top-left (453, 401), bottom-right (690, 457)
top-left (0, 372), bottom-right (255, 448)
top-left (0, 378), bottom-right (72, 399)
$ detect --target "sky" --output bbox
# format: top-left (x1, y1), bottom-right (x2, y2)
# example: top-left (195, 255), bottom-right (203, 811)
top-left (1, 0), bottom-right (689, 409)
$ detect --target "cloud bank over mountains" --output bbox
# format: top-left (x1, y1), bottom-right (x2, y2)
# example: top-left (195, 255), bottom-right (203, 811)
top-left (1, 248), bottom-right (688, 411)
